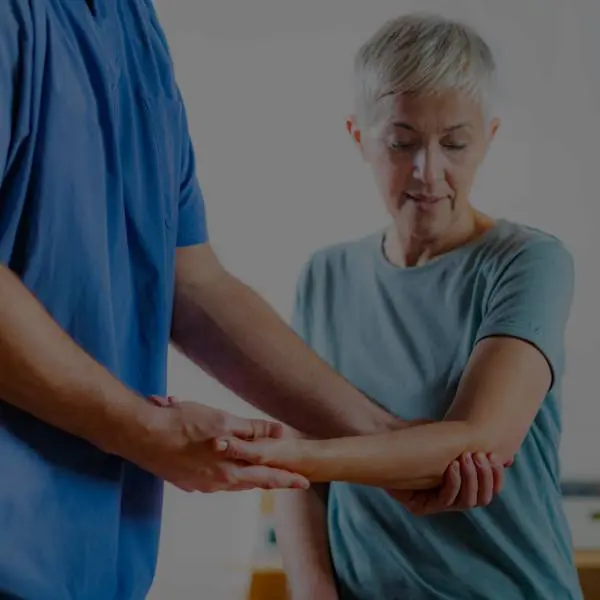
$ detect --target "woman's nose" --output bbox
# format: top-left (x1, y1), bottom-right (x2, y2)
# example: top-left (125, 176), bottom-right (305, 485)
top-left (413, 148), bottom-right (444, 184)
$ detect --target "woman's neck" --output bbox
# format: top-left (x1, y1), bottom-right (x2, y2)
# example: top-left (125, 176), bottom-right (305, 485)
top-left (384, 209), bottom-right (495, 268)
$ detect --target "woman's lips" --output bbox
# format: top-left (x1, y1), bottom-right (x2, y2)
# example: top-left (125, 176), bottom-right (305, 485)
top-left (404, 193), bottom-right (447, 212)
top-left (405, 193), bottom-right (445, 204)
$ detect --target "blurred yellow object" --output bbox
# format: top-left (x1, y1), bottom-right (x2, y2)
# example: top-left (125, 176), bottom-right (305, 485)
top-left (260, 491), bottom-right (274, 515)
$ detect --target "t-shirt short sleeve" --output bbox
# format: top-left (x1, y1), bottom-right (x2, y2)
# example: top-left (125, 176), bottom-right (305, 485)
top-left (0, 40), bottom-right (10, 182)
top-left (475, 238), bottom-right (575, 388)
top-left (290, 258), bottom-right (313, 341)
top-left (175, 98), bottom-right (209, 247)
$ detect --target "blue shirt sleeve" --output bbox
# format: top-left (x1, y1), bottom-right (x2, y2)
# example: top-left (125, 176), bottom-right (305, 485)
top-left (175, 95), bottom-right (209, 247)
top-left (0, 1), bottom-right (28, 184)
top-left (475, 238), bottom-right (575, 387)
top-left (144, 0), bottom-right (209, 248)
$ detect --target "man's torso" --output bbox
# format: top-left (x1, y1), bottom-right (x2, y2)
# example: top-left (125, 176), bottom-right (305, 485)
top-left (0, 1), bottom-right (204, 598)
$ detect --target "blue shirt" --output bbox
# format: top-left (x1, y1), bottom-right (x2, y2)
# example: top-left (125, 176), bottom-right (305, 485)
top-left (0, 1), bottom-right (207, 598)
top-left (292, 219), bottom-right (583, 600)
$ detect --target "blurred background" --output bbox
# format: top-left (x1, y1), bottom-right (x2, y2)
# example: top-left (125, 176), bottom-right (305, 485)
top-left (150, 0), bottom-right (600, 597)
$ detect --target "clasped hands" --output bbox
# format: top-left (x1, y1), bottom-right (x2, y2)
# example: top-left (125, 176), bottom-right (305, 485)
top-left (144, 396), bottom-right (509, 514)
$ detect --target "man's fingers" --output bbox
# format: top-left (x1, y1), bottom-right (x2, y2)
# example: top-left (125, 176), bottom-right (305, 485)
top-left (214, 437), bottom-right (269, 465)
top-left (413, 462), bottom-right (461, 515)
top-left (438, 461), bottom-right (461, 507)
top-left (228, 465), bottom-right (309, 491)
top-left (149, 394), bottom-right (173, 407)
top-left (227, 415), bottom-right (283, 440)
top-left (488, 453), bottom-right (505, 495)
top-left (457, 453), bottom-right (478, 508)
top-left (473, 452), bottom-right (494, 506)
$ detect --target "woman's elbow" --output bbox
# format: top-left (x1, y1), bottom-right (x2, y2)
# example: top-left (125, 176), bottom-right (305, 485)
top-left (467, 422), bottom-right (520, 465)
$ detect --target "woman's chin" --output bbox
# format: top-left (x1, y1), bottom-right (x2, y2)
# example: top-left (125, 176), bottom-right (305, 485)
top-left (400, 215), bottom-right (451, 244)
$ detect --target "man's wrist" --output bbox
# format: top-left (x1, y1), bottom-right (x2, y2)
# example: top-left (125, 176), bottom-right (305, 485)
top-left (89, 393), bottom-right (160, 460)
top-left (340, 409), bottom-right (402, 437)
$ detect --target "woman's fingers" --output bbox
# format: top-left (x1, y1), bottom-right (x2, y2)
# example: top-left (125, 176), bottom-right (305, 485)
top-left (228, 465), bottom-right (310, 490)
top-left (214, 436), bottom-right (294, 470)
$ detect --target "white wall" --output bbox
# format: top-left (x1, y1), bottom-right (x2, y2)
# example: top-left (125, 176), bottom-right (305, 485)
top-left (151, 0), bottom-right (600, 597)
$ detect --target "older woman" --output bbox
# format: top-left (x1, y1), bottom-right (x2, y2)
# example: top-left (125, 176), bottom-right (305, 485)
top-left (218, 13), bottom-right (582, 600)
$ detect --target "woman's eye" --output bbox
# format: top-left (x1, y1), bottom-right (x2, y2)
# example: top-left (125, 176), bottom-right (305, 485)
top-left (390, 141), bottom-right (415, 150)
top-left (442, 142), bottom-right (467, 151)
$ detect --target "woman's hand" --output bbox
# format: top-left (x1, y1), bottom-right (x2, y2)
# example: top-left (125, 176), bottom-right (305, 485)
top-left (214, 435), bottom-right (309, 475)
top-left (383, 418), bottom-right (510, 515)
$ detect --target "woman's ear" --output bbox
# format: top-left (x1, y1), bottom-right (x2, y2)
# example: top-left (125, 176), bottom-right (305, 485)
top-left (488, 117), bottom-right (501, 143)
top-left (346, 115), bottom-right (362, 147)
top-left (346, 115), bottom-right (369, 161)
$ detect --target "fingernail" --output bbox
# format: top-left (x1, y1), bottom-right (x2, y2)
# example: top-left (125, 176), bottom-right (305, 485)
top-left (452, 461), bottom-right (460, 473)
top-left (215, 439), bottom-right (229, 451)
top-left (464, 453), bottom-right (472, 464)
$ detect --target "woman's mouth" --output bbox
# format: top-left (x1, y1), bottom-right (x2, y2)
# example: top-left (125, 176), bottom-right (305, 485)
top-left (405, 193), bottom-right (445, 205)
top-left (404, 193), bottom-right (446, 212)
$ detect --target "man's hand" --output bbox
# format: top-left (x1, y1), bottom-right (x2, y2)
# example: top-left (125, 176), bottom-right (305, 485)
top-left (390, 452), bottom-right (507, 516)
top-left (131, 395), bottom-right (309, 493)
top-left (385, 418), bottom-right (509, 515)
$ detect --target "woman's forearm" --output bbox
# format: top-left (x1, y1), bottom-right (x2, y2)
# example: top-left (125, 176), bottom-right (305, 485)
top-left (291, 420), bottom-right (480, 489)
top-left (274, 486), bottom-right (339, 600)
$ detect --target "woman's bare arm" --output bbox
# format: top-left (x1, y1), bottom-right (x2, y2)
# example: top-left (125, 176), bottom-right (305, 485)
top-left (217, 337), bottom-right (550, 488)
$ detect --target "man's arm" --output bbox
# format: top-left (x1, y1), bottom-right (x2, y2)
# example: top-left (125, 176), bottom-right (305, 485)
top-left (171, 244), bottom-right (401, 438)
top-left (218, 334), bottom-right (550, 487)
top-left (0, 264), bottom-right (156, 455)
top-left (0, 263), bottom-right (312, 492)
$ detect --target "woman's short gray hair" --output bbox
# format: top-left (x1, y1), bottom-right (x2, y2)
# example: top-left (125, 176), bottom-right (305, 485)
top-left (353, 13), bottom-right (498, 128)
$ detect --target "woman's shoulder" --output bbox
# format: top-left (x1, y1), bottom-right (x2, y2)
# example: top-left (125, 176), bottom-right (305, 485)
top-left (475, 219), bottom-right (574, 287)
top-left (478, 218), bottom-right (571, 266)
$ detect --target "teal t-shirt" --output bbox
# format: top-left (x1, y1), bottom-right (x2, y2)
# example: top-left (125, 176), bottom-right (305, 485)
top-left (291, 219), bottom-right (582, 600)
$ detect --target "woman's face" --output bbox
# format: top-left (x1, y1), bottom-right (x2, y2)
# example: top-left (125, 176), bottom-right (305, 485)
top-left (348, 90), bottom-right (500, 243)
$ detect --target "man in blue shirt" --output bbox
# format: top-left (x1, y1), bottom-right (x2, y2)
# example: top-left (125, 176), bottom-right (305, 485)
top-left (0, 2), bottom-right (499, 598)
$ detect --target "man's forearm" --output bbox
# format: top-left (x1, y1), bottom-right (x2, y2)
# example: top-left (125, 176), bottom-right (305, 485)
top-left (171, 269), bottom-right (400, 438)
top-left (0, 265), bottom-right (154, 457)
